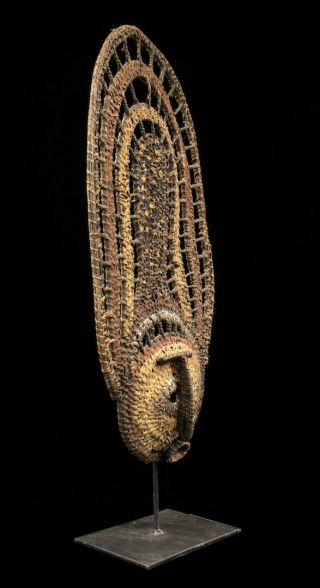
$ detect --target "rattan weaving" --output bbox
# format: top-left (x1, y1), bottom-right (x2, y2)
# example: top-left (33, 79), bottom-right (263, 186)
top-left (87, 25), bottom-right (214, 463)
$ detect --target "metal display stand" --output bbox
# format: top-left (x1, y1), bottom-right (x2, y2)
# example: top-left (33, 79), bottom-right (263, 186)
top-left (74, 465), bottom-right (241, 569)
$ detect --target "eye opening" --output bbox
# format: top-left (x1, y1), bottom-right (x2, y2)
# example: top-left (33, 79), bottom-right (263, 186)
top-left (169, 391), bottom-right (177, 403)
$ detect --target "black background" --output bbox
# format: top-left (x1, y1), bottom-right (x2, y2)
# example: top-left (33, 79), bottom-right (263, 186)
top-left (2, 4), bottom-right (319, 582)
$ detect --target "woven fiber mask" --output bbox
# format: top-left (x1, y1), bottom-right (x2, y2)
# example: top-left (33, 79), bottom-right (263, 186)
top-left (87, 25), bottom-right (214, 463)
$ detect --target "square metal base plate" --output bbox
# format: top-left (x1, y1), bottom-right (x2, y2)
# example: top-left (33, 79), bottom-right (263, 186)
top-left (74, 509), bottom-right (241, 569)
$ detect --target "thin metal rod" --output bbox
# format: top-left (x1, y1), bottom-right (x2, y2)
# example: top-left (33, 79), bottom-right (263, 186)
top-left (152, 462), bottom-right (161, 534)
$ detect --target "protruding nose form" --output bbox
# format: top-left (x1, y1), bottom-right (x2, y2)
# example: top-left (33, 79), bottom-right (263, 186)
top-left (117, 334), bottom-right (203, 463)
top-left (165, 440), bottom-right (191, 463)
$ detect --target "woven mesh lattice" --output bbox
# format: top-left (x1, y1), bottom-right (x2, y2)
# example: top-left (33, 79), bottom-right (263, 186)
top-left (87, 25), bottom-right (214, 463)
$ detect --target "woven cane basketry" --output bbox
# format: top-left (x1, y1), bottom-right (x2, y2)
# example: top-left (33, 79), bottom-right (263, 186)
top-left (87, 25), bottom-right (214, 462)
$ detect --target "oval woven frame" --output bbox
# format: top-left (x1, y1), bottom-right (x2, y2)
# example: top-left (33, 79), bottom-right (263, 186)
top-left (87, 25), bottom-right (214, 463)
